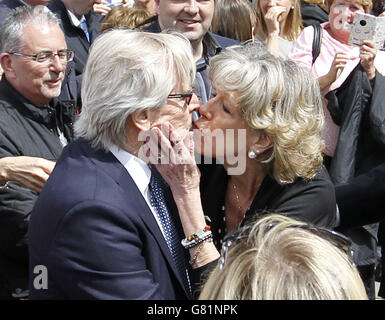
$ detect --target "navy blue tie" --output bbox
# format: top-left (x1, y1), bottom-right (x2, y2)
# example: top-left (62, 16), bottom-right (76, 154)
top-left (149, 167), bottom-right (191, 295)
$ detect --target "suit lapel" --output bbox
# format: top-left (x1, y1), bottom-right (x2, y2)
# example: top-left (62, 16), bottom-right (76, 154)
top-left (117, 165), bottom-right (190, 297)
top-left (84, 142), bottom-right (189, 296)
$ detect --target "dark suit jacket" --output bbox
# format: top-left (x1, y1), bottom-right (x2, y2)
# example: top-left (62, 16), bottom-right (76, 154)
top-left (48, 0), bottom-right (103, 91)
top-left (28, 138), bottom-right (203, 299)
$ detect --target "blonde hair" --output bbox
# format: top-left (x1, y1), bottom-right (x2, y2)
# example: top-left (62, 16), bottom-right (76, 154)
top-left (211, 0), bottom-right (257, 42)
top-left (199, 214), bottom-right (368, 300)
top-left (255, 0), bottom-right (303, 41)
top-left (100, 6), bottom-right (153, 32)
top-left (209, 42), bottom-right (324, 183)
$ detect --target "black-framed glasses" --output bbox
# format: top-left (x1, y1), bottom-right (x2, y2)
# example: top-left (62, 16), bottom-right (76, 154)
top-left (219, 222), bottom-right (354, 270)
top-left (9, 49), bottom-right (74, 63)
top-left (168, 93), bottom-right (193, 106)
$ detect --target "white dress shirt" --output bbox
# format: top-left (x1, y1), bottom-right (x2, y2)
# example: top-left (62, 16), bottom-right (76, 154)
top-left (109, 145), bottom-right (167, 239)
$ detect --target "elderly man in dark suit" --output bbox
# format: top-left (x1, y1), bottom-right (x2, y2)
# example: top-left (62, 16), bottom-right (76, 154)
top-left (28, 30), bottom-right (219, 299)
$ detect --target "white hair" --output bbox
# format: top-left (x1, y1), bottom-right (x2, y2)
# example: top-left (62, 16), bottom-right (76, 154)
top-left (75, 29), bottom-right (195, 150)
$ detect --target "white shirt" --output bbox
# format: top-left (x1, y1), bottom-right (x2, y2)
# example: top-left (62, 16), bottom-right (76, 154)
top-left (109, 145), bottom-right (167, 239)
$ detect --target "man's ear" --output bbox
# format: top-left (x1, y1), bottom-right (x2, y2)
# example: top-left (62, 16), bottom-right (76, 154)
top-left (131, 109), bottom-right (151, 131)
top-left (0, 53), bottom-right (16, 79)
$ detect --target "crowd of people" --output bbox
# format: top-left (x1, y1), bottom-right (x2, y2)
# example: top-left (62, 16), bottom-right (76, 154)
top-left (0, 0), bottom-right (384, 300)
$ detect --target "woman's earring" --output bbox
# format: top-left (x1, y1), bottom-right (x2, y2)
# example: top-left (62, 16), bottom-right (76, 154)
top-left (291, 6), bottom-right (295, 9)
top-left (248, 151), bottom-right (257, 159)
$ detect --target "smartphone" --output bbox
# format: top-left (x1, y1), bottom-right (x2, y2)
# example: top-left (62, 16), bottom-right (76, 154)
top-left (348, 12), bottom-right (385, 49)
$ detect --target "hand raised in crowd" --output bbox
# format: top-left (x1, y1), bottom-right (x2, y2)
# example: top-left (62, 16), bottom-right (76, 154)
top-left (318, 51), bottom-right (350, 90)
top-left (0, 156), bottom-right (56, 193)
top-left (264, 5), bottom-right (287, 36)
top-left (359, 40), bottom-right (377, 79)
top-left (93, 0), bottom-right (131, 15)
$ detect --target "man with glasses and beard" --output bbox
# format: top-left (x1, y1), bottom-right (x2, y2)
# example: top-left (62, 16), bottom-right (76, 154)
top-left (0, 6), bottom-right (75, 299)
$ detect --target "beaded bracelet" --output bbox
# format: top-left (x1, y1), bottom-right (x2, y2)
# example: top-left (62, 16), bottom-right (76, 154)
top-left (181, 226), bottom-right (212, 249)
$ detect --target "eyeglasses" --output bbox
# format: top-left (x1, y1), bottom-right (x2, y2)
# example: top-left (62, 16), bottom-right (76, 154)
top-left (168, 93), bottom-right (193, 106)
top-left (219, 221), bottom-right (354, 270)
top-left (9, 49), bottom-right (74, 64)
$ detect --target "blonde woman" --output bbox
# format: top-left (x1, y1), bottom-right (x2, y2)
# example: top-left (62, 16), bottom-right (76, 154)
top-left (200, 214), bottom-right (368, 300)
top-left (194, 42), bottom-right (336, 249)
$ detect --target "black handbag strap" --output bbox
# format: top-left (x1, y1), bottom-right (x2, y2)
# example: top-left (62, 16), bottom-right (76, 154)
top-left (311, 23), bottom-right (322, 64)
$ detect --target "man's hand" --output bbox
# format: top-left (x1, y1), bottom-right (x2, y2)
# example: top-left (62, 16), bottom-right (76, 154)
top-left (0, 156), bottom-right (56, 193)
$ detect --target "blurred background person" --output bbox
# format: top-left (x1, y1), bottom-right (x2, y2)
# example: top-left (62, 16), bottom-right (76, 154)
top-left (288, 0), bottom-right (385, 299)
top-left (199, 214), bottom-right (368, 300)
top-left (300, 0), bottom-right (328, 27)
top-left (194, 41), bottom-right (337, 250)
top-left (0, 0), bottom-right (51, 27)
top-left (210, 0), bottom-right (258, 42)
top-left (254, 0), bottom-right (303, 57)
top-left (100, 5), bottom-right (153, 31)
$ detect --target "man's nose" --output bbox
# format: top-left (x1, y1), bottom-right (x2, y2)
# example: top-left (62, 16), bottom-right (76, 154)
top-left (188, 93), bottom-right (201, 113)
top-left (49, 55), bottom-right (66, 72)
top-left (184, 0), bottom-right (199, 14)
